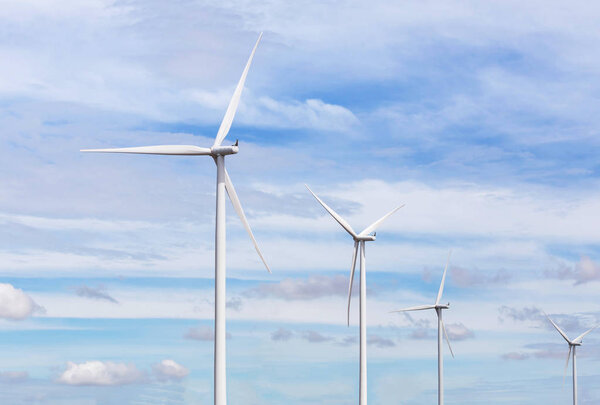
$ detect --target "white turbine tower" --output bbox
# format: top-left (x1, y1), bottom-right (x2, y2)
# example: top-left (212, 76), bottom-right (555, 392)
top-left (545, 314), bottom-right (599, 405)
top-left (81, 34), bottom-right (269, 405)
top-left (306, 185), bottom-right (403, 405)
top-left (391, 252), bottom-right (454, 405)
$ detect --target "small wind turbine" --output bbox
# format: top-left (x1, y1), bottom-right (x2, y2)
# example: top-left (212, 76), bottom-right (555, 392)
top-left (306, 185), bottom-right (403, 405)
top-left (545, 314), bottom-right (599, 405)
top-left (81, 34), bottom-right (269, 405)
top-left (391, 252), bottom-right (454, 405)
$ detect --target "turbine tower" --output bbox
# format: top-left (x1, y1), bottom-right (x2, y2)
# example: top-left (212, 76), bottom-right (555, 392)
top-left (391, 252), bottom-right (454, 405)
top-left (81, 34), bottom-right (269, 405)
top-left (545, 314), bottom-right (598, 405)
top-left (306, 185), bottom-right (403, 405)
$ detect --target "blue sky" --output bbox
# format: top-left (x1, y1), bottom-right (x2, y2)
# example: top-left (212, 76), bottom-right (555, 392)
top-left (1, 0), bottom-right (600, 403)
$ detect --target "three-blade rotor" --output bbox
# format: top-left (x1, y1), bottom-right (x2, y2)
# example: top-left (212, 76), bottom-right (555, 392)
top-left (81, 33), bottom-right (270, 273)
top-left (545, 313), bottom-right (599, 384)
top-left (391, 251), bottom-right (455, 357)
top-left (305, 185), bottom-right (403, 326)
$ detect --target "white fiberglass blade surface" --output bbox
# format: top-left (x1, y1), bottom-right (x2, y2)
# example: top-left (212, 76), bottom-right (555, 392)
top-left (305, 185), bottom-right (357, 238)
top-left (391, 304), bottom-right (436, 313)
top-left (563, 345), bottom-right (572, 386)
top-left (573, 325), bottom-right (599, 343)
top-left (358, 205), bottom-right (404, 237)
top-left (435, 250), bottom-right (452, 306)
top-left (213, 33), bottom-right (262, 148)
top-left (224, 168), bottom-right (271, 273)
top-left (347, 241), bottom-right (359, 326)
top-left (546, 315), bottom-right (572, 344)
top-left (441, 318), bottom-right (455, 358)
top-left (81, 145), bottom-right (212, 155)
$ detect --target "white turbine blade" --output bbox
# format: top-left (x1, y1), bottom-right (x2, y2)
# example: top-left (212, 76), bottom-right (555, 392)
top-left (358, 204), bottom-right (404, 237)
top-left (346, 241), bottom-right (359, 327)
top-left (81, 145), bottom-right (212, 155)
top-left (573, 324), bottom-right (600, 343)
top-left (390, 304), bottom-right (436, 313)
top-left (213, 33), bottom-right (262, 148)
top-left (546, 314), bottom-right (572, 344)
top-left (305, 185), bottom-right (357, 238)
top-left (224, 168), bottom-right (271, 273)
top-left (563, 346), bottom-right (572, 387)
top-left (435, 250), bottom-right (452, 306)
top-left (441, 318), bottom-right (455, 358)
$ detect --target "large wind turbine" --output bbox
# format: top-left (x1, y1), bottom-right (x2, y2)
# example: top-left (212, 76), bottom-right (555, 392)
top-left (306, 185), bottom-right (403, 405)
top-left (391, 252), bottom-right (454, 405)
top-left (81, 34), bottom-right (269, 405)
top-left (545, 314), bottom-right (598, 405)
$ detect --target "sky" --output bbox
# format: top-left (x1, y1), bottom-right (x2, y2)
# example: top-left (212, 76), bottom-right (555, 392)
top-left (1, 0), bottom-right (600, 403)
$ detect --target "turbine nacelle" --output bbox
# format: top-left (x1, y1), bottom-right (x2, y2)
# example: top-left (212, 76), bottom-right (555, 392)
top-left (354, 234), bottom-right (376, 242)
top-left (211, 144), bottom-right (239, 156)
top-left (436, 303), bottom-right (450, 310)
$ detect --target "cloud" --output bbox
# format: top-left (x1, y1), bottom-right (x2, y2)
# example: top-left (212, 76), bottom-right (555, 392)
top-left (271, 328), bottom-right (294, 342)
top-left (244, 275), bottom-right (350, 300)
top-left (501, 352), bottom-right (530, 361)
top-left (185, 326), bottom-right (231, 341)
top-left (498, 305), bottom-right (543, 324)
top-left (338, 336), bottom-right (358, 346)
top-left (404, 313), bottom-right (434, 340)
top-left (368, 334), bottom-right (395, 348)
top-left (73, 285), bottom-right (118, 303)
top-left (152, 359), bottom-right (189, 382)
top-left (226, 297), bottom-right (243, 311)
top-left (0, 283), bottom-right (40, 320)
top-left (445, 323), bottom-right (474, 341)
top-left (545, 256), bottom-right (600, 285)
top-left (449, 266), bottom-right (511, 287)
top-left (0, 371), bottom-right (29, 382)
top-left (301, 330), bottom-right (333, 343)
top-left (57, 361), bottom-right (144, 386)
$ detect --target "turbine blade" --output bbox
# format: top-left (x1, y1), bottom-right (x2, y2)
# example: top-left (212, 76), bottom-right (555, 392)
top-left (346, 241), bottom-right (359, 327)
top-left (573, 324), bottom-right (600, 344)
top-left (390, 304), bottom-right (436, 313)
top-left (563, 346), bottom-right (572, 387)
top-left (545, 314), bottom-right (572, 344)
top-left (213, 33), bottom-right (262, 148)
top-left (223, 168), bottom-right (271, 273)
top-left (358, 204), bottom-right (404, 236)
top-left (80, 145), bottom-right (212, 155)
top-left (305, 185), bottom-right (357, 238)
top-left (441, 318), bottom-right (455, 358)
top-left (435, 250), bottom-right (452, 306)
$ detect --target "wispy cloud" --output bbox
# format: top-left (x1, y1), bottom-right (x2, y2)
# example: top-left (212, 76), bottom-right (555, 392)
top-left (73, 285), bottom-right (118, 304)
top-left (271, 327), bottom-right (294, 342)
top-left (244, 275), bottom-right (351, 300)
top-left (184, 326), bottom-right (231, 341)
top-left (545, 256), bottom-right (600, 285)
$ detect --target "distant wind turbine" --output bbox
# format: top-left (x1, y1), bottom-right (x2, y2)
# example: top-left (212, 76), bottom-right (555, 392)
top-left (545, 314), bottom-right (599, 405)
top-left (306, 185), bottom-right (403, 405)
top-left (81, 33), bottom-right (269, 405)
top-left (391, 252), bottom-right (454, 405)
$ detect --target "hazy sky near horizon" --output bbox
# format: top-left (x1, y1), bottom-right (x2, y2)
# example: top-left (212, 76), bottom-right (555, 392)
top-left (1, 0), bottom-right (600, 404)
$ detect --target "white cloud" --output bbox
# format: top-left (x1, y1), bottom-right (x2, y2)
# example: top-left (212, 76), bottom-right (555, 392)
top-left (152, 359), bottom-right (189, 381)
top-left (57, 361), bottom-right (144, 386)
top-left (0, 283), bottom-right (38, 320)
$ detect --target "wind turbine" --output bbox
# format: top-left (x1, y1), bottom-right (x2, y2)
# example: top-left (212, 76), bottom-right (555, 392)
top-left (391, 252), bottom-right (454, 405)
top-left (545, 314), bottom-right (598, 405)
top-left (81, 34), bottom-right (269, 405)
top-left (306, 185), bottom-right (403, 405)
